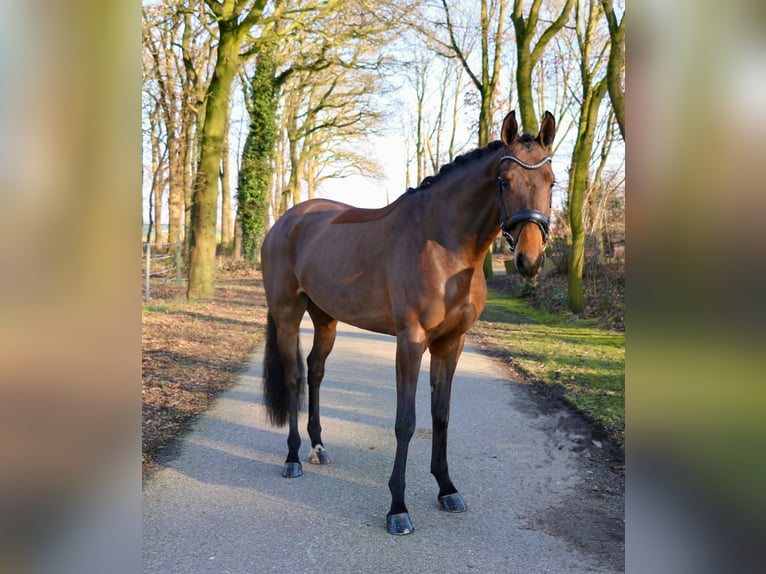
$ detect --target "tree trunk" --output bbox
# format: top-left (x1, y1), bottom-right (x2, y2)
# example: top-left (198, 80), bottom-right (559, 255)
top-left (601, 0), bottom-right (625, 140)
top-left (515, 57), bottom-right (537, 134)
top-left (567, 77), bottom-right (608, 313)
top-left (220, 114), bottom-right (233, 252)
top-left (289, 139), bottom-right (304, 207)
top-left (237, 48), bottom-right (278, 262)
top-left (166, 114), bottom-right (183, 248)
top-left (187, 29), bottom-right (240, 299)
top-left (232, 207), bottom-right (243, 261)
top-left (306, 157), bottom-right (315, 200)
top-left (149, 106), bottom-right (164, 248)
top-left (183, 107), bottom-right (201, 264)
top-left (511, 0), bottom-right (576, 135)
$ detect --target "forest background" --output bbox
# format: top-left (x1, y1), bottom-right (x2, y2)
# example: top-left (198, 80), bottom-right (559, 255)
top-left (141, 0), bottom-right (625, 313)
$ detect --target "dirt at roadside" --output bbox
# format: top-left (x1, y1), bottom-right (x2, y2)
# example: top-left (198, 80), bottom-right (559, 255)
top-left (141, 268), bottom-right (268, 477)
top-left (472, 258), bottom-right (625, 570)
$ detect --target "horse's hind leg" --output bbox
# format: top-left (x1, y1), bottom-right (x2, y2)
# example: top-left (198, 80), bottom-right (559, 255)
top-left (274, 295), bottom-right (309, 478)
top-left (429, 334), bottom-right (467, 513)
top-left (306, 302), bottom-right (337, 465)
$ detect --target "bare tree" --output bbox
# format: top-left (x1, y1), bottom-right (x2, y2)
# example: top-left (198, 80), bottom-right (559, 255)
top-left (566, 0), bottom-right (610, 313)
top-left (143, 5), bottom-right (184, 249)
top-left (600, 0), bottom-right (625, 139)
top-left (510, 0), bottom-right (575, 134)
top-left (415, 0), bottom-right (509, 277)
top-left (143, 1), bottom-right (215, 261)
top-left (435, 0), bottom-right (509, 148)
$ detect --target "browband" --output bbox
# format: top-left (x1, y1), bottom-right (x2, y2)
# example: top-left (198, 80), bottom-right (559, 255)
top-left (498, 155), bottom-right (551, 170)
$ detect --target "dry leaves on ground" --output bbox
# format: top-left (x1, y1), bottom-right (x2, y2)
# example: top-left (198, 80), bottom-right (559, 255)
top-left (141, 269), bottom-right (268, 476)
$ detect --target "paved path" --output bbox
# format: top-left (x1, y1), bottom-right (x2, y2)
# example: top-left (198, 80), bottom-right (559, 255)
top-left (143, 318), bottom-right (623, 573)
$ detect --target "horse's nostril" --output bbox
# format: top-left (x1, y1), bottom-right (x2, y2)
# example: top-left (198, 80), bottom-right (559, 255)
top-left (515, 253), bottom-right (526, 274)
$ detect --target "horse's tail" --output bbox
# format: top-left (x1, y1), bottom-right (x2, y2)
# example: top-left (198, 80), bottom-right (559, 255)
top-left (262, 313), bottom-right (301, 427)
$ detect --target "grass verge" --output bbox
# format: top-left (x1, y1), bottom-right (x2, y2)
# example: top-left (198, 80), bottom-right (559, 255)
top-left (471, 287), bottom-right (625, 447)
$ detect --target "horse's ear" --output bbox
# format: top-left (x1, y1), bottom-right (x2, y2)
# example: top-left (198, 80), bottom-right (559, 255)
top-left (501, 111), bottom-right (518, 146)
top-left (537, 111), bottom-right (556, 149)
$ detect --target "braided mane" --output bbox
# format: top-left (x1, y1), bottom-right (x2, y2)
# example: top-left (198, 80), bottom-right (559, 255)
top-left (407, 141), bottom-right (504, 194)
top-left (331, 135), bottom-right (536, 225)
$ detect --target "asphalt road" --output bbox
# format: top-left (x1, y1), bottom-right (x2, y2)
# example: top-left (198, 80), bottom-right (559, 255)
top-left (143, 317), bottom-right (624, 573)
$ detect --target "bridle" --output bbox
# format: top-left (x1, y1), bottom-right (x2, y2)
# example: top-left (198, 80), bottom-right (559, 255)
top-left (497, 155), bottom-right (552, 252)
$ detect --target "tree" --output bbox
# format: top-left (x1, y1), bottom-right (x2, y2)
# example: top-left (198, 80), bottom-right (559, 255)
top-left (179, 4), bottom-right (216, 260)
top-left (142, 5), bottom-right (184, 250)
top-left (566, 0), bottom-right (610, 313)
top-left (600, 0), bottom-right (625, 139)
top-left (510, 0), bottom-right (575, 134)
top-left (427, 0), bottom-right (509, 277)
top-left (437, 0), bottom-right (509, 149)
top-left (258, 1), bottom-right (398, 221)
top-left (187, 0), bottom-right (274, 298)
top-left (237, 47), bottom-right (279, 263)
top-left (188, 0), bottom-right (393, 296)
top-left (142, 1), bottom-right (216, 263)
top-left (401, 39), bottom-right (467, 181)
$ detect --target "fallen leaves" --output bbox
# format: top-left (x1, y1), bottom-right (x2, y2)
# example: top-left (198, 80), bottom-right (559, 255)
top-left (141, 269), bottom-right (268, 476)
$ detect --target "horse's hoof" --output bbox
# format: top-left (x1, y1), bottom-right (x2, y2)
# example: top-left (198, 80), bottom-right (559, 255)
top-left (281, 462), bottom-right (303, 478)
top-left (438, 492), bottom-right (467, 513)
top-left (309, 445), bottom-right (330, 465)
top-left (386, 512), bottom-right (414, 535)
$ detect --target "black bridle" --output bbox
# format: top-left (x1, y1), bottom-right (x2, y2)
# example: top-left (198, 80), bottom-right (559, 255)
top-left (497, 155), bottom-right (552, 252)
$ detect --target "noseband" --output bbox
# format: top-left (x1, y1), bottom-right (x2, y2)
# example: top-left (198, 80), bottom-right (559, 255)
top-left (497, 155), bottom-right (551, 252)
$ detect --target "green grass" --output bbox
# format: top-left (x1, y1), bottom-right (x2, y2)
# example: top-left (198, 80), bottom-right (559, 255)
top-left (143, 303), bottom-right (173, 313)
top-left (473, 288), bottom-right (625, 445)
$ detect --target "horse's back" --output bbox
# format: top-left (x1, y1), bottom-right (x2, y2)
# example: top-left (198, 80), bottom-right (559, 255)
top-left (262, 198), bottom-right (409, 333)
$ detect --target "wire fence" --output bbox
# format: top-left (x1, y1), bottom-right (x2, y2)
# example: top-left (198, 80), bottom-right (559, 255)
top-left (142, 241), bottom-right (183, 303)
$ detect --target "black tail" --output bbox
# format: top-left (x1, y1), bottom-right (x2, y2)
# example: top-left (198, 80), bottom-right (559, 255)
top-left (262, 313), bottom-right (303, 427)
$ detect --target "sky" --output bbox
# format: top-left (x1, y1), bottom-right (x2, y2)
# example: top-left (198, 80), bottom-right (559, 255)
top-left (313, 134), bottom-right (408, 209)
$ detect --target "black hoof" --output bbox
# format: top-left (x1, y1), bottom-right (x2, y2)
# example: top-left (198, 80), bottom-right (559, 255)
top-left (386, 512), bottom-right (414, 535)
top-left (309, 447), bottom-right (330, 465)
top-left (281, 462), bottom-right (303, 478)
top-left (438, 492), bottom-right (467, 513)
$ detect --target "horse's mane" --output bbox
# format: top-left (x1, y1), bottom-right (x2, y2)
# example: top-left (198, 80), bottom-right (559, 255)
top-left (406, 141), bottom-right (504, 195)
top-left (331, 135), bottom-right (535, 225)
top-left (406, 134), bottom-right (536, 194)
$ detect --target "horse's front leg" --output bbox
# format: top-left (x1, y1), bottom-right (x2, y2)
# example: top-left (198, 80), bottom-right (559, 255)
top-left (386, 331), bottom-right (425, 535)
top-left (429, 334), bottom-right (467, 513)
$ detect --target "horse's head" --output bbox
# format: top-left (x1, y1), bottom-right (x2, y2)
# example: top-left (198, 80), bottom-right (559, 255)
top-left (497, 110), bottom-right (556, 278)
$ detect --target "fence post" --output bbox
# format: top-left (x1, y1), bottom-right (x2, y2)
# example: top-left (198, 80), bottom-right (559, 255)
top-left (144, 242), bottom-right (151, 303)
top-left (175, 242), bottom-right (182, 285)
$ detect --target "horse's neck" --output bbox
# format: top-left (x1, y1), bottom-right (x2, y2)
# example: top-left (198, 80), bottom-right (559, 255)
top-left (423, 151), bottom-right (502, 261)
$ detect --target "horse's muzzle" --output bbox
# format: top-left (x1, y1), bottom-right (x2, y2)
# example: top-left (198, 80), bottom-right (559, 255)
top-left (514, 251), bottom-right (545, 278)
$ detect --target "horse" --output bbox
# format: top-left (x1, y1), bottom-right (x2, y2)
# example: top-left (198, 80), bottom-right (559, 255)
top-left (260, 110), bottom-right (556, 535)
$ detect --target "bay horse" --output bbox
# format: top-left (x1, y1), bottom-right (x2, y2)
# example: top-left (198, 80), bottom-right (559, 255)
top-left (260, 110), bottom-right (556, 535)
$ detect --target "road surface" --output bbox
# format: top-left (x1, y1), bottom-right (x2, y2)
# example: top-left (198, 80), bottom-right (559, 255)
top-left (143, 317), bottom-right (623, 573)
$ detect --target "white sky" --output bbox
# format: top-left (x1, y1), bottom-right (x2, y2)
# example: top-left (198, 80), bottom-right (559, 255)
top-left (313, 134), bottom-right (408, 209)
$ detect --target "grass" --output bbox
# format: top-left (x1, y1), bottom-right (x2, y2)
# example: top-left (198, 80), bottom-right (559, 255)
top-left (472, 287), bottom-right (625, 446)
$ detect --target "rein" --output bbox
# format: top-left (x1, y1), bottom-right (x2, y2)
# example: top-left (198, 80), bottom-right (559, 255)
top-left (497, 155), bottom-right (551, 252)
